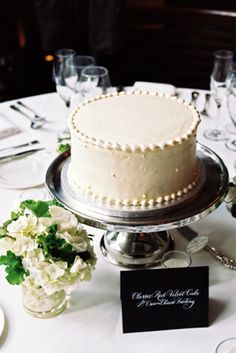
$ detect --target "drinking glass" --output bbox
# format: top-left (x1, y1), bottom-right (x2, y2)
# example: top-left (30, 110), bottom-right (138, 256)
top-left (161, 251), bottom-right (192, 268)
top-left (215, 337), bottom-right (236, 353)
top-left (225, 69), bottom-right (236, 150)
top-left (79, 66), bottom-right (111, 100)
top-left (204, 50), bottom-right (234, 141)
top-left (66, 55), bottom-right (96, 92)
top-left (53, 49), bottom-right (76, 108)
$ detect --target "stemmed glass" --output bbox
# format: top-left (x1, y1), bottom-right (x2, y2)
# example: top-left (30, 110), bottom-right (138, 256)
top-left (66, 55), bottom-right (96, 91)
top-left (204, 50), bottom-right (234, 141)
top-left (66, 55), bottom-right (96, 109)
top-left (53, 49), bottom-right (77, 108)
top-left (78, 66), bottom-right (111, 100)
top-left (53, 49), bottom-right (78, 139)
top-left (225, 69), bottom-right (236, 150)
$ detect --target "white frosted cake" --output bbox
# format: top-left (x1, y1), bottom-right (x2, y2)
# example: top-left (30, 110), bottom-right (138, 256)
top-left (68, 91), bottom-right (201, 207)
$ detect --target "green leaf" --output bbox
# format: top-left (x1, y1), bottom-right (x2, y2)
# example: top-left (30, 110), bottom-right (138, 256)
top-left (2, 209), bottom-right (23, 234)
top-left (56, 143), bottom-right (70, 154)
top-left (20, 199), bottom-right (62, 218)
top-left (37, 224), bottom-right (90, 265)
top-left (0, 251), bottom-right (28, 285)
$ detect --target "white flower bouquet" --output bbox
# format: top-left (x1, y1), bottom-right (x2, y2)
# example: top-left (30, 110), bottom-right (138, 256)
top-left (0, 199), bottom-right (97, 304)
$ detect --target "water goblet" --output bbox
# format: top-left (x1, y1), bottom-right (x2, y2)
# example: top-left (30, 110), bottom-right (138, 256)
top-left (66, 55), bottom-right (96, 91)
top-left (204, 50), bottom-right (234, 141)
top-left (53, 48), bottom-right (76, 108)
top-left (66, 55), bottom-right (96, 109)
top-left (53, 49), bottom-right (76, 139)
top-left (79, 66), bottom-right (111, 100)
top-left (225, 68), bottom-right (236, 150)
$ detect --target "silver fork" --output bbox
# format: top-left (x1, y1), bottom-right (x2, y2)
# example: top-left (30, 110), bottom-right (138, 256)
top-left (205, 244), bottom-right (236, 270)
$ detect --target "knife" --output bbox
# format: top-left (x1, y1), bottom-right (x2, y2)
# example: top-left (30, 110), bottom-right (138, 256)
top-left (0, 140), bottom-right (39, 153)
top-left (0, 148), bottom-right (45, 162)
top-left (178, 226), bottom-right (236, 269)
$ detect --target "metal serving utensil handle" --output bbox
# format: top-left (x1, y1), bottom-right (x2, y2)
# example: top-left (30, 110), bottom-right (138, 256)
top-left (205, 244), bottom-right (236, 269)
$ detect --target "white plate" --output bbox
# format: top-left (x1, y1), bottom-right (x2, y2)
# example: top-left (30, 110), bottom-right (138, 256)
top-left (0, 151), bottom-right (53, 189)
top-left (0, 306), bottom-right (5, 339)
top-left (132, 81), bottom-right (176, 95)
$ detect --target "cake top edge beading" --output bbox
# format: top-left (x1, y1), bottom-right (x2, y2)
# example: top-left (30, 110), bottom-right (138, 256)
top-left (69, 90), bottom-right (201, 152)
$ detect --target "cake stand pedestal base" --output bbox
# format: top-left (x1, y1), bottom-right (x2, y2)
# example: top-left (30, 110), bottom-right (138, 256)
top-left (100, 231), bottom-right (174, 267)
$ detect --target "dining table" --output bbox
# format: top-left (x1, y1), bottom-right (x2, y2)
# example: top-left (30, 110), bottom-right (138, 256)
top-left (0, 83), bottom-right (236, 353)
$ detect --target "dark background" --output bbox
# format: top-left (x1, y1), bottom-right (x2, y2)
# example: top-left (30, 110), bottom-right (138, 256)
top-left (1, 0), bottom-right (236, 102)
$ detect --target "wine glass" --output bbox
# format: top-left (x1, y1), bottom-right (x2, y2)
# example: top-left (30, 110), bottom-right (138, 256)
top-left (204, 50), bottom-right (234, 141)
top-left (78, 66), bottom-right (111, 100)
top-left (225, 69), bottom-right (236, 150)
top-left (66, 55), bottom-right (96, 109)
top-left (66, 55), bottom-right (96, 91)
top-left (53, 49), bottom-right (77, 139)
top-left (53, 48), bottom-right (76, 108)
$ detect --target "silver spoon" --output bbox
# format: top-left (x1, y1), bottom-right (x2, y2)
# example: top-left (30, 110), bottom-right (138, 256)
top-left (10, 105), bottom-right (44, 129)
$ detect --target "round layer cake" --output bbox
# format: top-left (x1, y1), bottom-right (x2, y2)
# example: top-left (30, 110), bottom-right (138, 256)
top-left (68, 91), bottom-right (201, 207)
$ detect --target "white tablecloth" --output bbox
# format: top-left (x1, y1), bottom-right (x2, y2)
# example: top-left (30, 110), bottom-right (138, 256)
top-left (0, 88), bottom-right (236, 353)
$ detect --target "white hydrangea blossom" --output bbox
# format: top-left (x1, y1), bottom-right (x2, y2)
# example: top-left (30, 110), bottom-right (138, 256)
top-left (11, 236), bottom-right (37, 257)
top-left (7, 214), bottom-right (45, 238)
top-left (0, 237), bottom-right (15, 256)
top-left (39, 205), bottom-right (78, 233)
top-left (0, 202), bottom-right (97, 296)
top-left (58, 230), bottom-right (88, 252)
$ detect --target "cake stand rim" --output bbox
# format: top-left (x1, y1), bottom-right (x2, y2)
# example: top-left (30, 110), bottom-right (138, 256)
top-left (45, 143), bottom-right (229, 232)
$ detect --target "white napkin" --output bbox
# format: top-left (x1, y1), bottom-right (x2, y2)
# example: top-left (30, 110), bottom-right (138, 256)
top-left (0, 112), bottom-right (20, 139)
top-left (132, 81), bottom-right (176, 95)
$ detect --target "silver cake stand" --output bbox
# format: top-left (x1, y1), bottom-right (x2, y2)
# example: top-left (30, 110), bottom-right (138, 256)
top-left (46, 143), bottom-right (229, 268)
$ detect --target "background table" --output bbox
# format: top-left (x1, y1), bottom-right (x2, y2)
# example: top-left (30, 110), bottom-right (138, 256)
top-left (0, 88), bottom-right (236, 353)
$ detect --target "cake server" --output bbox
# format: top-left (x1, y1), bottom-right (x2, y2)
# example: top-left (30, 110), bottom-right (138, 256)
top-left (0, 148), bottom-right (45, 162)
top-left (178, 226), bottom-right (236, 270)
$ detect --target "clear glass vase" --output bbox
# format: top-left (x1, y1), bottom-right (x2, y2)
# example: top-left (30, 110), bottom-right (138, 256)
top-left (22, 283), bottom-right (67, 318)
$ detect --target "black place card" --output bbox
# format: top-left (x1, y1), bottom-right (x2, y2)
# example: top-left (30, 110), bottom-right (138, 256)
top-left (120, 266), bottom-right (209, 333)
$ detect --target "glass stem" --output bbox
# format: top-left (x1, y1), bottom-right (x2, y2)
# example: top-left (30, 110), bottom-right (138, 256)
top-left (215, 101), bottom-right (222, 130)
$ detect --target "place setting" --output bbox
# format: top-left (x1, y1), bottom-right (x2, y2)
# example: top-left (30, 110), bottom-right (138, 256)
top-left (0, 138), bottom-right (53, 189)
